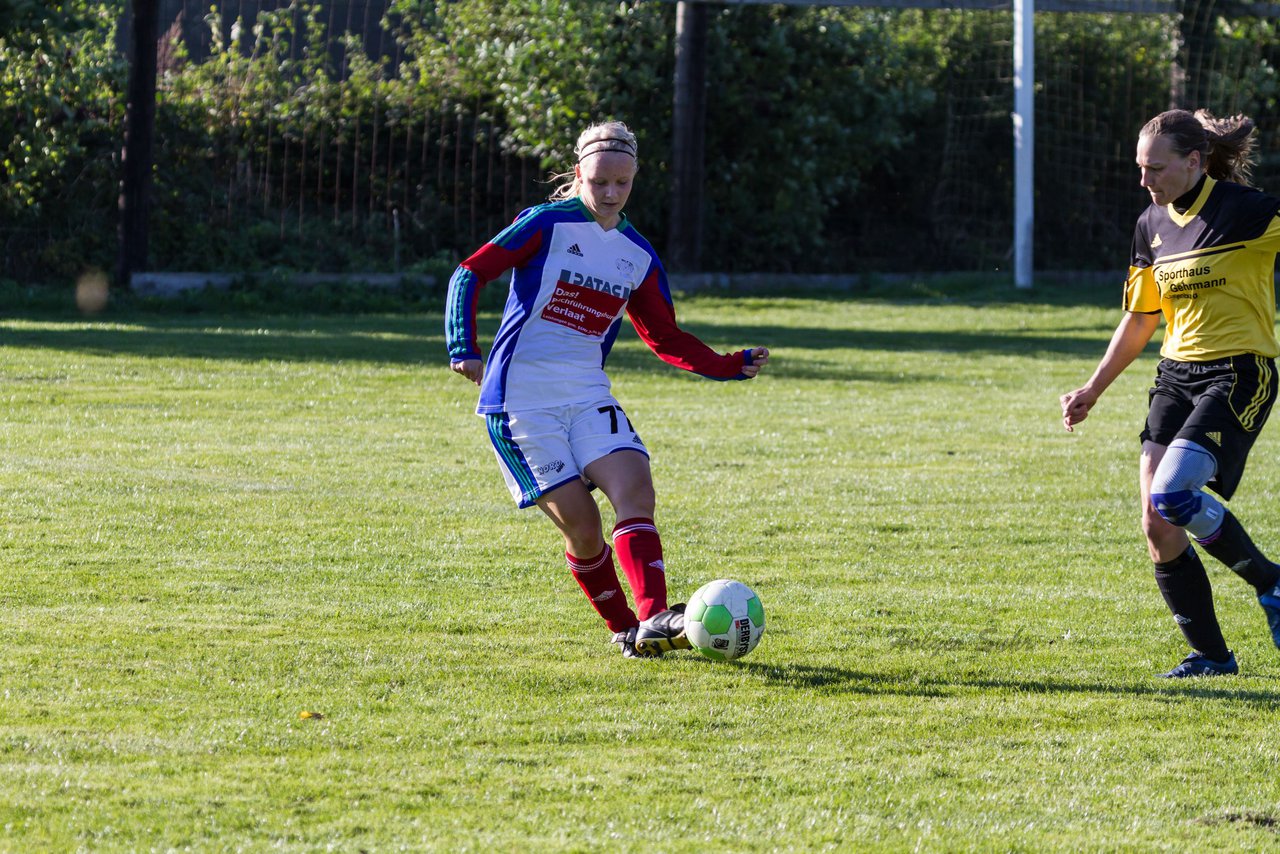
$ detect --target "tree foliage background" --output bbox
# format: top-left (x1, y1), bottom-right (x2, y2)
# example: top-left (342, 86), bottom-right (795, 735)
top-left (2, 0), bottom-right (125, 282)
top-left (2, 0), bottom-right (1278, 286)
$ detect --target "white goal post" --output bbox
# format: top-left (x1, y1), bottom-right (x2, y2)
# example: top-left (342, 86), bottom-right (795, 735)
top-left (1014, 0), bottom-right (1034, 288)
top-left (671, 0), bottom-right (1280, 285)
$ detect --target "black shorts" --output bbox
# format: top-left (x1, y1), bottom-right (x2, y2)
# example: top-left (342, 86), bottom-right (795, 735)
top-left (1141, 354), bottom-right (1277, 500)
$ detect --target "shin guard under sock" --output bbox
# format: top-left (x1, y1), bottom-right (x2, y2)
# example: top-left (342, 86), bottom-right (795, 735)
top-left (1194, 511), bottom-right (1280, 595)
top-left (1154, 546), bottom-right (1231, 661)
top-left (567, 545), bottom-right (638, 633)
top-left (611, 517), bottom-right (668, 621)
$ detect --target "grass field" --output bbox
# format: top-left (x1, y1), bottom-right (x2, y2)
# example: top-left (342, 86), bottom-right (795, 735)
top-left (4, 283), bottom-right (1280, 851)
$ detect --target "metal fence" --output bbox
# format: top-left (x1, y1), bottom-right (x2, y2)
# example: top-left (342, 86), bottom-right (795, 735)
top-left (106, 1), bottom-right (1280, 279)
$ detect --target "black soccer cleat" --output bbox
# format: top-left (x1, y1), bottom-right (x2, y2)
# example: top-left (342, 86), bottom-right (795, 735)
top-left (635, 603), bottom-right (692, 656)
top-left (1159, 650), bottom-right (1239, 678)
top-left (611, 626), bottom-right (658, 659)
top-left (1259, 582), bottom-right (1280, 649)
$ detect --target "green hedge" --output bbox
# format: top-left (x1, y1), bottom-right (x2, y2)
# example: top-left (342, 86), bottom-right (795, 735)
top-left (4, 0), bottom-right (1278, 288)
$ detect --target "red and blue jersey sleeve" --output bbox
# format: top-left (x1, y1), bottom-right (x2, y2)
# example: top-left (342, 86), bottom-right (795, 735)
top-left (445, 210), bottom-right (544, 362)
top-left (625, 258), bottom-right (750, 380)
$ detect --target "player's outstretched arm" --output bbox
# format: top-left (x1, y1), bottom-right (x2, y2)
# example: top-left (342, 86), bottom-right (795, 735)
top-left (625, 267), bottom-right (768, 380)
top-left (1060, 311), bottom-right (1160, 432)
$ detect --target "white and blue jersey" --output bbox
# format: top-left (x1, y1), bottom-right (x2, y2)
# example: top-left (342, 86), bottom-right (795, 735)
top-left (445, 198), bottom-right (752, 415)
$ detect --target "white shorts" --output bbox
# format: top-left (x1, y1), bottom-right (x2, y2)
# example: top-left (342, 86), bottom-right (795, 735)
top-left (485, 397), bottom-right (649, 508)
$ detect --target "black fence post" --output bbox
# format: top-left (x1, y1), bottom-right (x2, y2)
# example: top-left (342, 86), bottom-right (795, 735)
top-left (117, 0), bottom-right (159, 289)
top-left (668, 0), bottom-right (708, 274)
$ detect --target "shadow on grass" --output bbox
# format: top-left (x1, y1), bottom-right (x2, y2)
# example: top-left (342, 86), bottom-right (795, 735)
top-left (733, 660), bottom-right (1280, 707)
top-left (676, 271), bottom-right (1126, 310)
top-left (0, 315), bottom-right (440, 366)
top-left (604, 321), bottom-right (1156, 382)
top-left (671, 321), bottom-right (1144, 358)
top-left (0, 303), bottom-right (1150, 371)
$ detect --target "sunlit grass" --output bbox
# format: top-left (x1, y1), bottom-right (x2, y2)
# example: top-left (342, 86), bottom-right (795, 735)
top-left (3, 290), bottom-right (1280, 850)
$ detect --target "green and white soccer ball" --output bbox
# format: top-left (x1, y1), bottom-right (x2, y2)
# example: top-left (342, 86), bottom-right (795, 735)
top-left (685, 579), bottom-right (765, 661)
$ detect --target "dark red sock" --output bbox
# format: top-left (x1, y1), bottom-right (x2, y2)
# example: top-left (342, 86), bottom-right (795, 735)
top-left (567, 545), bottom-right (638, 633)
top-left (612, 517), bottom-right (669, 621)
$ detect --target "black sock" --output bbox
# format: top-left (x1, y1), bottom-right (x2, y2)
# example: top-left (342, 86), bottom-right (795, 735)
top-left (1153, 546), bottom-right (1231, 661)
top-left (1195, 512), bottom-right (1280, 595)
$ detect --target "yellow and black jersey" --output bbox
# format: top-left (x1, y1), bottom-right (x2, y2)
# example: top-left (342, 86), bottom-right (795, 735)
top-left (1125, 175), bottom-right (1280, 361)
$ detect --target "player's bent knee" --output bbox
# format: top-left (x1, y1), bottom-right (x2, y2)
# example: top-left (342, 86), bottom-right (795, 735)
top-left (1149, 438), bottom-right (1222, 532)
top-left (1151, 439), bottom-right (1216, 495)
top-left (1149, 489), bottom-right (1202, 528)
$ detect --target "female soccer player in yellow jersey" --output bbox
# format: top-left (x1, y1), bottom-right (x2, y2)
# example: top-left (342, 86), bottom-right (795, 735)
top-left (1061, 109), bottom-right (1280, 678)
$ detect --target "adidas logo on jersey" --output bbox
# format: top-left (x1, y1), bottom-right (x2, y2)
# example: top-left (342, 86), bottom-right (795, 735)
top-left (1205, 431), bottom-right (1222, 446)
top-left (1152, 233), bottom-right (1163, 248)
top-left (567, 243), bottom-right (584, 257)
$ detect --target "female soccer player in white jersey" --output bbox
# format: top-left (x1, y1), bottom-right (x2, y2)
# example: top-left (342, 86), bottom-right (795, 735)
top-left (445, 121), bottom-right (769, 658)
top-left (1061, 109), bottom-right (1280, 678)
